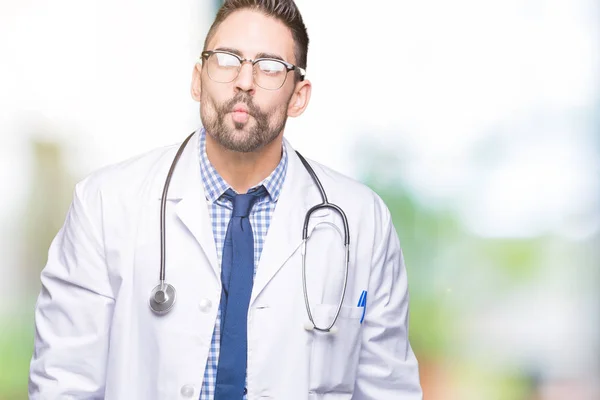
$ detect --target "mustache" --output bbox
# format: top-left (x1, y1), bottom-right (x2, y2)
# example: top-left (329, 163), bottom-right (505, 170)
top-left (220, 93), bottom-right (261, 116)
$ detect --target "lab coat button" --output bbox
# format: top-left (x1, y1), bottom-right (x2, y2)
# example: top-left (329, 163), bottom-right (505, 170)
top-left (199, 298), bottom-right (212, 312)
top-left (180, 384), bottom-right (195, 397)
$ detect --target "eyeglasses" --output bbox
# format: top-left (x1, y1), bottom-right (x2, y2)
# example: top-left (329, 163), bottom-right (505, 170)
top-left (199, 50), bottom-right (306, 90)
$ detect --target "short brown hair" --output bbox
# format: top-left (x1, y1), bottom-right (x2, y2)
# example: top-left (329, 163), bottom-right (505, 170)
top-left (204, 0), bottom-right (309, 79)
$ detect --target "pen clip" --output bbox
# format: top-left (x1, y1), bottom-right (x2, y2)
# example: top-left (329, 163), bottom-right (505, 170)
top-left (357, 290), bottom-right (367, 324)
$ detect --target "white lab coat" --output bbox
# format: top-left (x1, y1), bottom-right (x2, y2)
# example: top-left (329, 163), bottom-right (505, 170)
top-left (29, 131), bottom-right (422, 400)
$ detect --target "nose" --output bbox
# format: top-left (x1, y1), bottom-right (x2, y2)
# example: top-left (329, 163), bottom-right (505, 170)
top-left (234, 62), bottom-right (255, 93)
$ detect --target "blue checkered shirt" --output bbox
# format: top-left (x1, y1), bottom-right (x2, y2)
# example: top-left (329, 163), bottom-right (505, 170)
top-left (197, 128), bottom-right (288, 399)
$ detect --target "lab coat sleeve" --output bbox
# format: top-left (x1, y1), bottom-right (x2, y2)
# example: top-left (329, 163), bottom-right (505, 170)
top-left (29, 179), bottom-right (114, 399)
top-left (353, 203), bottom-right (423, 399)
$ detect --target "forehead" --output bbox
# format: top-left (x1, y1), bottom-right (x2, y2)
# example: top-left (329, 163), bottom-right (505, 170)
top-left (207, 9), bottom-right (296, 63)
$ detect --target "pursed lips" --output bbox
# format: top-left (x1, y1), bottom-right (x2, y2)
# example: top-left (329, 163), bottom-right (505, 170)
top-left (231, 104), bottom-right (251, 123)
top-left (232, 104), bottom-right (249, 114)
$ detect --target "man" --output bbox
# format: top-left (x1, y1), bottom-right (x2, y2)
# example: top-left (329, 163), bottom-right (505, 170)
top-left (29, 0), bottom-right (422, 399)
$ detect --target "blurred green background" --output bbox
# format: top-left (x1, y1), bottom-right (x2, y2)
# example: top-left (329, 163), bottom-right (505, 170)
top-left (1, 0), bottom-right (598, 399)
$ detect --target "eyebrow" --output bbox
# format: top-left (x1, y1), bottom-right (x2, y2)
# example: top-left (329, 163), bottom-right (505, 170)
top-left (214, 47), bottom-right (286, 62)
top-left (255, 52), bottom-right (285, 62)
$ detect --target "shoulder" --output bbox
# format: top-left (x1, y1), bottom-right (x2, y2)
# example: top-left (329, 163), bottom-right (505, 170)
top-left (299, 156), bottom-right (391, 222)
top-left (73, 142), bottom-right (180, 204)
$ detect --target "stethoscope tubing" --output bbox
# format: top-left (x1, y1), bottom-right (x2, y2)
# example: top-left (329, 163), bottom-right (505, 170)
top-left (295, 151), bottom-right (351, 332)
top-left (159, 132), bottom-right (195, 282)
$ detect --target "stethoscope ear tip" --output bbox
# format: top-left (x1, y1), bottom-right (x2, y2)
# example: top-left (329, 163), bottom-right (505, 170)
top-left (328, 325), bottom-right (339, 335)
top-left (303, 321), bottom-right (315, 331)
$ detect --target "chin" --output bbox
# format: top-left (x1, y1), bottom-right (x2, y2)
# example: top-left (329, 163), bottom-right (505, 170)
top-left (232, 121), bottom-right (247, 130)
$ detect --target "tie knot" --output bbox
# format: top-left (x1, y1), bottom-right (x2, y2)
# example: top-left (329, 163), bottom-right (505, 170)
top-left (223, 186), bottom-right (268, 218)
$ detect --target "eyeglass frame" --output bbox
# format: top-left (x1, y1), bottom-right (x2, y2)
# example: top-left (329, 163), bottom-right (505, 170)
top-left (198, 50), bottom-right (306, 90)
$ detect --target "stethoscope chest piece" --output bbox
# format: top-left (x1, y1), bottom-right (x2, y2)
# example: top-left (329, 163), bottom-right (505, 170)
top-left (149, 282), bottom-right (177, 314)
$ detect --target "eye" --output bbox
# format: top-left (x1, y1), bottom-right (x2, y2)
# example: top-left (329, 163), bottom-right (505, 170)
top-left (257, 60), bottom-right (286, 75)
top-left (214, 53), bottom-right (240, 68)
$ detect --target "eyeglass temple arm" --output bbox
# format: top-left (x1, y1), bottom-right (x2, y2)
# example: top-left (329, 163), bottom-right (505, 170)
top-left (296, 67), bottom-right (306, 80)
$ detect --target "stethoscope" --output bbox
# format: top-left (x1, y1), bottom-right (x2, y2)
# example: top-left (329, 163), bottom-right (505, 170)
top-left (149, 131), bottom-right (350, 333)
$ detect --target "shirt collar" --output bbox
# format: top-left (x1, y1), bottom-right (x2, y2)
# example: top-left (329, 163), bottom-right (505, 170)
top-left (198, 128), bottom-right (288, 203)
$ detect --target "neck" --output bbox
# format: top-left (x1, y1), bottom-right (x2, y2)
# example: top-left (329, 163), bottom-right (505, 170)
top-left (205, 133), bottom-right (283, 194)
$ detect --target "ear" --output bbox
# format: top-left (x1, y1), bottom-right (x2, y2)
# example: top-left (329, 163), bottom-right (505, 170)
top-left (191, 62), bottom-right (203, 102)
top-left (287, 79), bottom-right (312, 118)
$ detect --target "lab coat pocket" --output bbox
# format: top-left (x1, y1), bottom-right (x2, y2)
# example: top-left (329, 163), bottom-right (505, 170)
top-left (308, 304), bottom-right (363, 394)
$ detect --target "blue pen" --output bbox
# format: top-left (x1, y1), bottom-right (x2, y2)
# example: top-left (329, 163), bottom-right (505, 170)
top-left (357, 290), bottom-right (367, 323)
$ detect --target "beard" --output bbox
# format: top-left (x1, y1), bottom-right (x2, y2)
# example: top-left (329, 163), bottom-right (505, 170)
top-left (200, 91), bottom-right (290, 153)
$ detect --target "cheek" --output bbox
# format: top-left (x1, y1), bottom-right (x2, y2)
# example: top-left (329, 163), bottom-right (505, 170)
top-left (200, 78), bottom-right (226, 108)
top-left (262, 93), bottom-right (293, 114)
top-left (201, 91), bottom-right (221, 114)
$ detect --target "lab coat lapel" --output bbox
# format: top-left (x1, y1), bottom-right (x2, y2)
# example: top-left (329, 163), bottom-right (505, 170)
top-left (250, 139), bottom-right (316, 305)
top-left (158, 132), bottom-right (220, 279)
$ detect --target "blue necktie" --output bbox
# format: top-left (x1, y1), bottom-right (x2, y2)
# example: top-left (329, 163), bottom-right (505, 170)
top-left (214, 186), bottom-right (267, 399)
